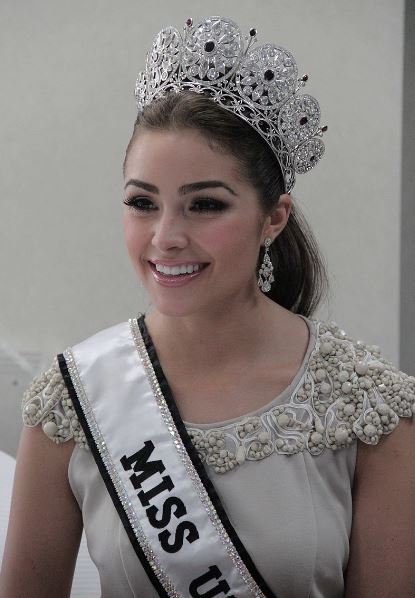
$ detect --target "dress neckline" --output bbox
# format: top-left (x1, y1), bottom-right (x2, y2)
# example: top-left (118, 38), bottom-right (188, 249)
top-left (137, 313), bottom-right (318, 430)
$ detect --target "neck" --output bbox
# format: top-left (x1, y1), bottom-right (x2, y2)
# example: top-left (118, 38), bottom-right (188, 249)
top-left (144, 292), bottom-right (298, 371)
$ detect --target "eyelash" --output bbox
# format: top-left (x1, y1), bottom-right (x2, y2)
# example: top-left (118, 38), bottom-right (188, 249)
top-left (123, 197), bottom-right (228, 213)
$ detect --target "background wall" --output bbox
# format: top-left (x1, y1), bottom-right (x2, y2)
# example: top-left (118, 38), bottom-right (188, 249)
top-left (401, 1), bottom-right (415, 374)
top-left (0, 0), bottom-right (410, 456)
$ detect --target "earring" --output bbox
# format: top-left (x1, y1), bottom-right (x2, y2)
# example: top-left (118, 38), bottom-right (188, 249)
top-left (258, 237), bottom-right (274, 293)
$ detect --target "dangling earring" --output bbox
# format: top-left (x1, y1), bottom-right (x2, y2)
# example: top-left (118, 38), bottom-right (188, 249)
top-left (258, 237), bottom-right (274, 293)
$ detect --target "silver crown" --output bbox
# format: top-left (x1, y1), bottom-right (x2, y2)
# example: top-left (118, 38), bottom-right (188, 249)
top-left (135, 16), bottom-right (327, 193)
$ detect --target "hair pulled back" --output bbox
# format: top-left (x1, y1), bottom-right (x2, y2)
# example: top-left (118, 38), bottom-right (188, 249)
top-left (125, 91), bottom-right (328, 317)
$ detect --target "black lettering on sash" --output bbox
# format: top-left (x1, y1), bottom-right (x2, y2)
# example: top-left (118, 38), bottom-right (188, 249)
top-left (120, 440), bottom-right (201, 554)
top-left (189, 565), bottom-right (235, 597)
top-left (158, 521), bottom-right (200, 554)
top-left (120, 440), bottom-right (167, 488)
top-left (146, 497), bottom-right (187, 529)
top-left (138, 475), bottom-right (174, 507)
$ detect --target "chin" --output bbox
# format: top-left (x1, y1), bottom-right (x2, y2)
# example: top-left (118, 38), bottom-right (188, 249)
top-left (150, 297), bottom-right (207, 319)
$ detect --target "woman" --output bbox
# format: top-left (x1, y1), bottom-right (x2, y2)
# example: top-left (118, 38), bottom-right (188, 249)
top-left (1, 15), bottom-right (415, 598)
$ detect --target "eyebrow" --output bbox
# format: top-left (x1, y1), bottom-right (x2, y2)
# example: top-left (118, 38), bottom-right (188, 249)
top-left (123, 179), bottom-right (238, 196)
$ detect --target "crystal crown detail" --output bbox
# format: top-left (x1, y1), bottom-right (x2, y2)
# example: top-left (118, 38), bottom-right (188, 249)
top-left (135, 16), bottom-right (327, 193)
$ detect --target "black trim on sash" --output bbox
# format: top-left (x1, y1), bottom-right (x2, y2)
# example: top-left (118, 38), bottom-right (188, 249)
top-left (57, 353), bottom-right (170, 598)
top-left (137, 315), bottom-right (278, 598)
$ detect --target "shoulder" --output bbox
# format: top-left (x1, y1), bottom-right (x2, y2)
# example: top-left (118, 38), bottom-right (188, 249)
top-left (330, 319), bottom-right (415, 594)
top-left (21, 357), bottom-right (88, 448)
top-left (186, 319), bottom-right (415, 473)
top-left (345, 417), bottom-right (415, 595)
top-left (21, 319), bottom-right (134, 449)
top-left (301, 318), bottom-right (414, 451)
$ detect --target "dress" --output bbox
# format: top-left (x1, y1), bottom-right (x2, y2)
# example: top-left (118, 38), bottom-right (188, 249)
top-left (21, 316), bottom-right (415, 598)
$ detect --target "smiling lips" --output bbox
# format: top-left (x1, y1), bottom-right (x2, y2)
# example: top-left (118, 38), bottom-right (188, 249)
top-left (149, 261), bottom-right (208, 287)
top-left (155, 263), bottom-right (202, 275)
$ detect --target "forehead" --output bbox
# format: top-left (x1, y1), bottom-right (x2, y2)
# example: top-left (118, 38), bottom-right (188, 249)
top-left (124, 129), bottom-right (244, 185)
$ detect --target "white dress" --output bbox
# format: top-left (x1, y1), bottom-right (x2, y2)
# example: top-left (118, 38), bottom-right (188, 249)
top-left (21, 317), bottom-right (415, 597)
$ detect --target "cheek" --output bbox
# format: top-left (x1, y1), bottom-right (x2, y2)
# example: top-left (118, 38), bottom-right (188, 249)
top-left (202, 218), bottom-right (260, 257)
top-left (123, 213), bottom-right (145, 258)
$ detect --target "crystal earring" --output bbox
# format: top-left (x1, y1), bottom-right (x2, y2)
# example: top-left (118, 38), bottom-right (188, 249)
top-left (258, 237), bottom-right (274, 293)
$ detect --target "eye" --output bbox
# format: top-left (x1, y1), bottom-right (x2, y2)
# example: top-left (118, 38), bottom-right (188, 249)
top-left (190, 198), bottom-right (228, 213)
top-left (123, 197), bottom-right (156, 211)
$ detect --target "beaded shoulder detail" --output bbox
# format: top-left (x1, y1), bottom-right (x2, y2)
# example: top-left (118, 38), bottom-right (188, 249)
top-left (21, 358), bottom-right (88, 449)
top-left (21, 322), bottom-right (415, 470)
top-left (186, 321), bottom-right (415, 473)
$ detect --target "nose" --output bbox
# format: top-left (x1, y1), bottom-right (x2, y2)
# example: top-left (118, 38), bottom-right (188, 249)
top-left (151, 211), bottom-right (188, 252)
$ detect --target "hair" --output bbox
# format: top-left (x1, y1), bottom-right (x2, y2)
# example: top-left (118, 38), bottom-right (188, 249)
top-left (124, 91), bottom-right (328, 317)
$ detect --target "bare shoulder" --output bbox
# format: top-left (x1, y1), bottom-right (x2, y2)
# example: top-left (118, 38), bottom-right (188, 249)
top-left (345, 418), bottom-right (415, 597)
top-left (0, 425), bottom-right (83, 598)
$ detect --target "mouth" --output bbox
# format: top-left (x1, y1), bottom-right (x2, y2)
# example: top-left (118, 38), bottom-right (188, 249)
top-left (147, 261), bottom-right (210, 287)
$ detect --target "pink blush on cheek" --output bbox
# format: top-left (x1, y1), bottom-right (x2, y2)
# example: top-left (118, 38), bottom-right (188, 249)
top-left (200, 220), bottom-right (257, 259)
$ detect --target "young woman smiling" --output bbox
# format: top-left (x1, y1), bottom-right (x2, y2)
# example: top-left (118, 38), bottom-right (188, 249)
top-left (1, 16), bottom-right (414, 598)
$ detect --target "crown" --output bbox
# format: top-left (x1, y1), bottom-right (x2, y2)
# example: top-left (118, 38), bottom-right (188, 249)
top-left (134, 16), bottom-right (327, 193)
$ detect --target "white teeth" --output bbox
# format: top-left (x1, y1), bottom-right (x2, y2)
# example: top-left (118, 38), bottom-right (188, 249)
top-left (154, 263), bottom-right (202, 275)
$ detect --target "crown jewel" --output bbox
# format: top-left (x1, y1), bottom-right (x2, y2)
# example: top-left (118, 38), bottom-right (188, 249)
top-left (135, 16), bottom-right (327, 192)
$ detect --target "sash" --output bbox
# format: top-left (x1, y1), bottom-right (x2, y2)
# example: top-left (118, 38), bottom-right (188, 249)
top-left (58, 316), bottom-right (277, 598)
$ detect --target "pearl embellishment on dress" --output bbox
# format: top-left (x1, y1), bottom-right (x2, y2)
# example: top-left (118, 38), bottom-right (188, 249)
top-left (21, 321), bottom-right (415, 474)
top-left (21, 359), bottom-right (88, 448)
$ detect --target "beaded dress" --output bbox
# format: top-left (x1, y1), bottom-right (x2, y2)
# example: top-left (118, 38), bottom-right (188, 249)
top-left (21, 317), bottom-right (415, 598)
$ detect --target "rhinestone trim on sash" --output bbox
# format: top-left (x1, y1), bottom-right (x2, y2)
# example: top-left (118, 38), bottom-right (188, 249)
top-left (63, 348), bottom-right (180, 597)
top-left (129, 318), bottom-right (268, 597)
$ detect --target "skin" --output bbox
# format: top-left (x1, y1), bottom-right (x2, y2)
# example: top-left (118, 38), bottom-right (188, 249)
top-left (345, 416), bottom-right (415, 597)
top-left (125, 129), bottom-right (415, 594)
top-left (124, 131), bottom-right (308, 375)
top-left (1, 128), bottom-right (414, 596)
top-left (0, 429), bottom-right (81, 597)
top-left (123, 128), bottom-right (291, 321)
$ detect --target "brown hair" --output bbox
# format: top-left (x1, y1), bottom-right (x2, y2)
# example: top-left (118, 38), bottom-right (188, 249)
top-left (125, 91), bottom-right (328, 317)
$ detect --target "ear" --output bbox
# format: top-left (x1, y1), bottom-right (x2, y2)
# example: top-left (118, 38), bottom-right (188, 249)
top-left (261, 194), bottom-right (293, 243)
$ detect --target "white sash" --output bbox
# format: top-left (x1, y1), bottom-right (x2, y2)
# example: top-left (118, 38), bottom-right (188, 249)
top-left (59, 317), bottom-right (276, 598)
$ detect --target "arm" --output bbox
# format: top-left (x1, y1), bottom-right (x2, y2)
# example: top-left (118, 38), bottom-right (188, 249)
top-left (0, 425), bottom-right (83, 598)
top-left (345, 417), bottom-right (415, 597)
